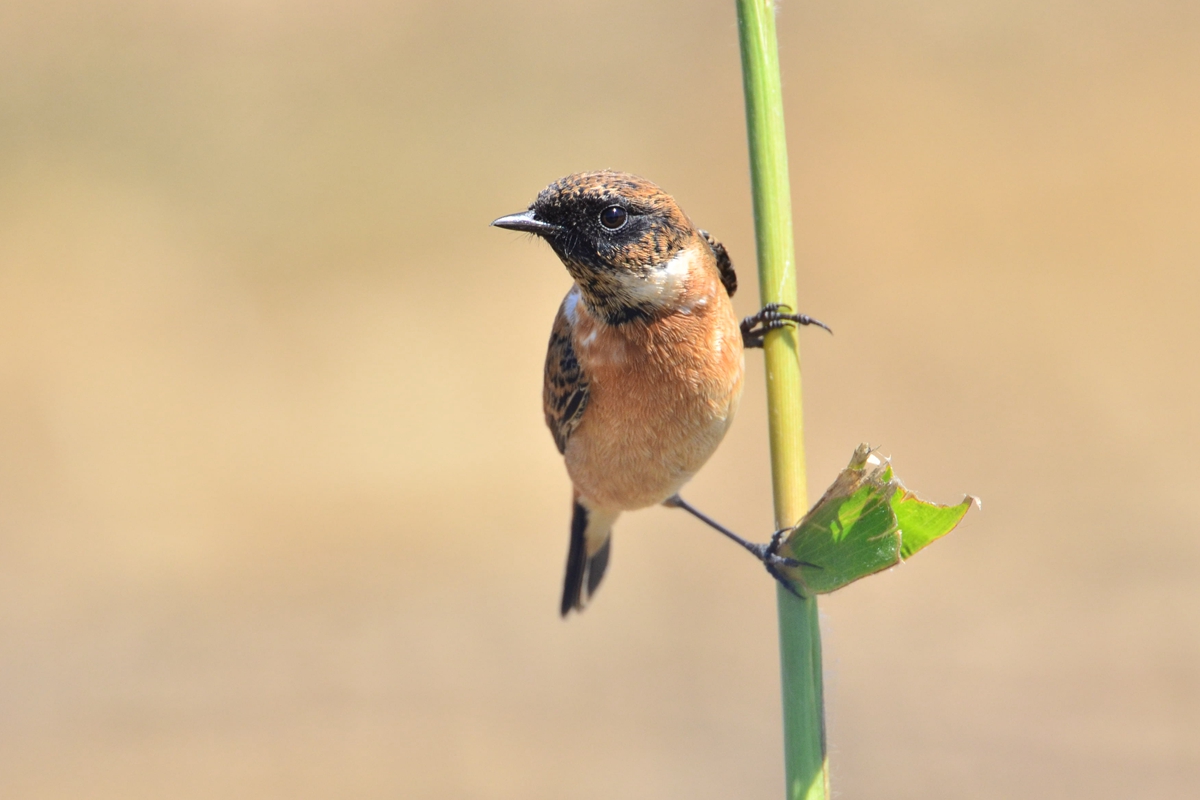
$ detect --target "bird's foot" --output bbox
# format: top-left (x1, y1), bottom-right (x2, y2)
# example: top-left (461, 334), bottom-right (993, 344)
top-left (757, 525), bottom-right (822, 596)
top-left (749, 526), bottom-right (819, 571)
top-left (746, 538), bottom-right (799, 569)
top-left (740, 303), bottom-right (832, 348)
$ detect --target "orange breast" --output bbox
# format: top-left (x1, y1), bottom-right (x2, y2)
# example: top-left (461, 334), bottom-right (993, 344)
top-left (565, 271), bottom-right (744, 511)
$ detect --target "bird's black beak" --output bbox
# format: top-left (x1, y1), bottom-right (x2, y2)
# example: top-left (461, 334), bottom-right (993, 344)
top-left (491, 210), bottom-right (562, 237)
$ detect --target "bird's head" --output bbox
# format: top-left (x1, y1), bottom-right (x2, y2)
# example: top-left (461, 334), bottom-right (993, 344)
top-left (493, 171), bottom-right (705, 324)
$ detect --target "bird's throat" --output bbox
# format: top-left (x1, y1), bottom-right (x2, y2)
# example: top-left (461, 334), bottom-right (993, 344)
top-left (564, 246), bottom-right (701, 326)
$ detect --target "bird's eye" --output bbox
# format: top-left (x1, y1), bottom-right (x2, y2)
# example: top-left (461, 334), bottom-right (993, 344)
top-left (599, 205), bottom-right (628, 230)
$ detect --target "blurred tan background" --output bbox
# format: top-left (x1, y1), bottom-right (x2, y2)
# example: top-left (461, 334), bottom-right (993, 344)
top-left (1, 1), bottom-right (1197, 798)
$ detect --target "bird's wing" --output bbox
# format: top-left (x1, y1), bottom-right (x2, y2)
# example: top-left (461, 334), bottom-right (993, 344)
top-left (543, 297), bottom-right (590, 454)
top-left (699, 229), bottom-right (737, 298)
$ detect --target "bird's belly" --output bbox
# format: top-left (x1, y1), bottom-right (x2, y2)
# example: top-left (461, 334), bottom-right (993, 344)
top-left (565, 354), bottom-right (745, 512)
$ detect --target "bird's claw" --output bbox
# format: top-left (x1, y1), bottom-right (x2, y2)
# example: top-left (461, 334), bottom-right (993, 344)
top-left (740, 303), bottom-right (832, 348)
top-left (757, 525), bottom-right (821, 573)
top-left (768, 525), bottom-right (793, 554)
top-left (749, 543), bottom-right (802, 569)
top-left (748, 529), bottom-right (814, 571)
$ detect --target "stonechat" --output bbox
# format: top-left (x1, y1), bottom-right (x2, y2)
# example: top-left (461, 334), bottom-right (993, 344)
top-left (494, 171), bottom-right (828, 615)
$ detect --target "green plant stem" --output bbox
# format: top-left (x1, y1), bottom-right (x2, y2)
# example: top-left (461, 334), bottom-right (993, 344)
top-left (736, 2), bottom-right (828, 798)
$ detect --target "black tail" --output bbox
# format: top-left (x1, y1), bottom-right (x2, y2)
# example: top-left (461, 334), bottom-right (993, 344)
top-left (560, 500), bottom-right (615, 616)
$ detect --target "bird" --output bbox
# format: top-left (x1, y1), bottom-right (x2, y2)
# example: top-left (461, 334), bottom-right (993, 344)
top-left (492, 171), bottom-right (829, 616)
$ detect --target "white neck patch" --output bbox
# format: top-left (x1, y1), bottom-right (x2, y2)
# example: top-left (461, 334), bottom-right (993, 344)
top-left (617, 246), bottom-right (697, 307)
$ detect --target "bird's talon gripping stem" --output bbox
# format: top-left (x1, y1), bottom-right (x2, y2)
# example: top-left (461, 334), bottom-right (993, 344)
top-left (740, 303), bottom-right (832, 349)
top-left (768, 525), bottom-right (793, 553)
top-left (767, 551), bottom-right (803, 569)
top-left (765, 524), bottom-right (824, 572)
top-left (761, 529), bottom-right (818, 570)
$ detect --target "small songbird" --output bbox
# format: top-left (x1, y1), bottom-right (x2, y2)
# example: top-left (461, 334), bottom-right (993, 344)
top-left (493, 171), bottom-right (828, 616)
